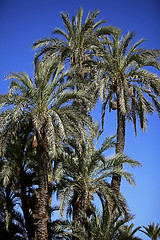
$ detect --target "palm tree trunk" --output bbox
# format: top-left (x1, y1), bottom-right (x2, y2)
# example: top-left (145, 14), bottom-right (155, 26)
top-left (72, 190), bottom-right (88, 240)
top-left (111, 105), bottom-right (125, 191)
top-left (110, 97), bottom-right (125, 219)
top-left (73, 191), bottom-right (82, 226)
top-left (34, 142), bottom-right (50, 240)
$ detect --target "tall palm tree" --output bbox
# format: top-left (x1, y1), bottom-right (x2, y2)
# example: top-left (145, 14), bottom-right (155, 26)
top-left (0, 60), bottom-right (92, 239)
top-left (54, 125), bottom-right (140, 236)
top-left (140, 222), bottom-right (160, 240)
top-left (92, 30), bottom-right (160, 203)
top-left (33, 8), bottom-right (118, 86)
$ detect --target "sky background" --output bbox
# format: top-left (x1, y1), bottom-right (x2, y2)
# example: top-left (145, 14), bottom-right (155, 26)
top-left (0, 0), bottom-right (160, 239)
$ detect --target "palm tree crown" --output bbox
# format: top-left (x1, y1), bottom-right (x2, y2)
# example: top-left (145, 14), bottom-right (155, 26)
top-left (94, 30), bottom-right (160, 134)
top-left (140, 222), bottom-right (160, 240)
top-left (33, 8), bottom-right (118, 80)
top-left (0, 60), bottom-right (92, 154)
top-left (117, 223), bottom-right (142, 240)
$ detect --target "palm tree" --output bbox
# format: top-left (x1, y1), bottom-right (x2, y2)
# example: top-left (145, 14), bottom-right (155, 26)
top-left (33, 8), bottom-right (119, 121)
top-left (92, 30), bottom-right (160, 204)
top-left (33, 8), bottom-right (118, 86)
top-left (54, 125), bottom-right (140, 237)
top-left (140, 222), bottom-right (160, 240)
top-left (117, 223), bottom-right (142, 240)
top-left (57, 209), bottom-right (138, 240)
top-left (0, 60), bottom-right (92, 239)
top-left (82, 211), bottom-right (138, 240)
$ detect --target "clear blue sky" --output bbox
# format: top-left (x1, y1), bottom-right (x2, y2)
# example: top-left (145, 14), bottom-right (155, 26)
top-left (1, 0), bottom-right (160, 238)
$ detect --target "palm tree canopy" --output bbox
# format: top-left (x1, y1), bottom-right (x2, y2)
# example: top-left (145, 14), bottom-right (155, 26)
top-left (93, 30), bottom-right (160, 134)
top-left (0, 60), bottom-right (93, 156)
top-left (54, 125), bottom-right (141, 218)
top-left (33, 8), bottom-right (118, 70)
top-left (140, 222), bottom-right (160, 239)
top-left (117, 223), bottom-right (142, 240)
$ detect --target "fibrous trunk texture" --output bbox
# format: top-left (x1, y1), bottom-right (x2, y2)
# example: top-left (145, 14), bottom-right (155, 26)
top-left (34, 138), bottom-right (50, 240)
top-left (72, 190), bottom-right (90, 240)
top-left (110, 96), bottom-right (125, 220)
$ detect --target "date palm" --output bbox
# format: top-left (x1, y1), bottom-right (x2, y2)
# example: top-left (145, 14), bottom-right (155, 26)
top-left (61, 209), bottom-right (137, 240)
top-left (93, 31), bottom-right (160, 204)
top-left (0, 60), bottom-right (92, 239)
top-left (140, 222), bottom-right (160, 240)
top-left (54, 125), bottom-right (140, 236)
top-left (33, 8), bottom-right (118, 85)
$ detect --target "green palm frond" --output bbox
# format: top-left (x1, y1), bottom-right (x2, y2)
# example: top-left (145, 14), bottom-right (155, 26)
top-left (140, 222), bottom-right (160, 239)
top-left (32, 8), bottom-right (118, 77)
top-left (93, 30), bottom-right (160, 134)
top-left (54, 125), bottom-right (140, 224)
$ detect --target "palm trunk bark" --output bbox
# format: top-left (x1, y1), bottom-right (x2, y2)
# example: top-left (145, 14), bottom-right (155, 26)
top-left (111, 104), bottom-right (125, 192)
top-left (34, 131), bottom-right (50, 240)
top-left (110, 96), bottom-right (125, 219)
top-left (72, 190), bottom-right (88, 240)
top-left (73, 191), bottom-right (83, 226)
